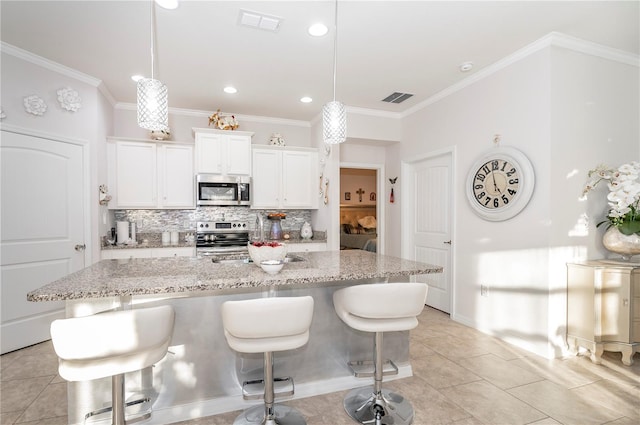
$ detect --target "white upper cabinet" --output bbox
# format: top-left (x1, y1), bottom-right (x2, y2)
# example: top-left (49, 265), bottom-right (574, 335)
top-left (193, 128), bottom-right (253, 176)
top-left (107, 138), bottom-right (195, 209)
top-left (252, 146), bottom-right (319, 209)
top-left (159, 144), bottom-right (195, 208)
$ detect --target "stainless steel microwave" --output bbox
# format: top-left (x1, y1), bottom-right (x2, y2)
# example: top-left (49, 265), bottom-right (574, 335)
top-left (196, 175), bottom-right (251, 206)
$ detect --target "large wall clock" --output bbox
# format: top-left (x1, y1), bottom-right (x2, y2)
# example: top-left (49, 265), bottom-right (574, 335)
top-left (466, 146), bottom-right (535, 221)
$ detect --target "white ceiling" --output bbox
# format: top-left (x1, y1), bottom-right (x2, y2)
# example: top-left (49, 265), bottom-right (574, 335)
top-left (2, 1), bottom-right (638, 122)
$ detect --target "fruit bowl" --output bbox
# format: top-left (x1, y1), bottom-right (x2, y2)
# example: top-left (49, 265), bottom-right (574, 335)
top-left (248, 241), bottom-right (287, 265)
top-left (260, 260), bottom-right (284, 275)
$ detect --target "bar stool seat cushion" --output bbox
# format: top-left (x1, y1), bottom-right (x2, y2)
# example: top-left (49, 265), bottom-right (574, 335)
top-left (333, 283), bottom-right (428, 333)
top-left (50, 305), bottom-right (175, 382)
top-left (222, 296), bottom-right (314, 353)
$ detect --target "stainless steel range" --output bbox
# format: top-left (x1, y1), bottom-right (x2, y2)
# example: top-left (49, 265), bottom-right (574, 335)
top-left (196, 221), bottom-right (250, 256)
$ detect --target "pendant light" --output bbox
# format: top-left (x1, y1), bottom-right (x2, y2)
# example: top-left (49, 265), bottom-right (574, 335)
top-left (322, 0), bottom-right (346, 144)
top-left (137, 1), bottom-right (168, 131)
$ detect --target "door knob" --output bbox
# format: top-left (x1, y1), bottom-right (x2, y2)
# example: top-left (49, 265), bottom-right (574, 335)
top-left (74, 244), bottom-right (86, 252)
top-left (443, 240), bottom-right (452, 245)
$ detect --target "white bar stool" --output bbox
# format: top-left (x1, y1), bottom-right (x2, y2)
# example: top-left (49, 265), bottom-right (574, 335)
top-left (333, 282), bottom-right (428, 425)
top-left (50, 305), bottom-right (175, 425)
top-left (222, 296), bottom-right (314, 425)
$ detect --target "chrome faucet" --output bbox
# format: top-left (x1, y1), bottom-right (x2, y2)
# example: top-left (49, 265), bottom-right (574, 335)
top-left (255, 213), bottom-right (265, 241)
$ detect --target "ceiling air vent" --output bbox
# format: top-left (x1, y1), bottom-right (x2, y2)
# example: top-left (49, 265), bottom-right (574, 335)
top-left (238, 9), bottom-right (282, 32)
top-left (381, 92), bottom-right (414, 104)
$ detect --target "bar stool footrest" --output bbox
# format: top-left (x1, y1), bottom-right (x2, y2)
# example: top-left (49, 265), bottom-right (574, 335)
top-left (241, 376), bottom-right (295, 400)
top-left (84, 396), bottom-right (151, 424)
top-left (348, 360), bottom-right (399, 378)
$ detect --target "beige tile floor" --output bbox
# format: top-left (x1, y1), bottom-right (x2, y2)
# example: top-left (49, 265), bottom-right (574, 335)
top-left (2, 307), bottom-right (639, 425)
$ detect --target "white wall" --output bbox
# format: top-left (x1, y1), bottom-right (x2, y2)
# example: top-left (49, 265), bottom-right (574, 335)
top-left (0, 49), bottom-right (113, 264)
top-left (547, 47), bottom-right (640, 353)
top-left (395, 43), bottom-right (639, 358)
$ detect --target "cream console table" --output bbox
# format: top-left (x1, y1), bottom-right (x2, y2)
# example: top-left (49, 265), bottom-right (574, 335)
top-left (567, 261), bottom-right (639, 366)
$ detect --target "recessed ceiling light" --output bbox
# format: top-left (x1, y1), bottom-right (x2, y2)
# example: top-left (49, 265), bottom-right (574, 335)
top-left (460, 62), bottom-right (474, 72)
top-left (224, 86), bottom-right (238, 94)
top-left (155, 0), bottom-right (179, 10)
top-left (131, 75), bottom-right (144, 82)
top-left (308, 23), bottom-right (328, 37)
top-left (300, 96), bottom-right (313, 103)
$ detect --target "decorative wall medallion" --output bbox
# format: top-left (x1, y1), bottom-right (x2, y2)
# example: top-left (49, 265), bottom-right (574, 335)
top-left (24, 95), bottom-right (47, 116)
top-left (57, 87), bottom-right (82, 112)
top-left (0, 108), bottom-right (6, 120)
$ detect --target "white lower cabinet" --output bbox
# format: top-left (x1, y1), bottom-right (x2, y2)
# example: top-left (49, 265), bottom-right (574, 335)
top-left (287, 242), bottom-right (326, 252)
top-left (252, 146), bottom-right (319, 209)
top-left (102, 247), bottom-right (195, 260)
top-left (107, 138), bottom-right (194, 209)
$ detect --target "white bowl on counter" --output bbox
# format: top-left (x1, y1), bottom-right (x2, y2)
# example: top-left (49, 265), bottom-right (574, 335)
top-left (260, 260), bottom-right (284, 275)
top-left (248, 242), bottom-right (287, 265)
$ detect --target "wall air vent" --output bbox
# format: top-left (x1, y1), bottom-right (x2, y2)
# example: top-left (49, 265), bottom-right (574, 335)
top-left (381, 92), bottom-right (414, 104)
top-left (238, 9), bottom-right (282, 32)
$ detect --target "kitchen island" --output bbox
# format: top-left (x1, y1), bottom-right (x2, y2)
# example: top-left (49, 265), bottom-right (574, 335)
top-left (28, 250), bottom-right (441, 425)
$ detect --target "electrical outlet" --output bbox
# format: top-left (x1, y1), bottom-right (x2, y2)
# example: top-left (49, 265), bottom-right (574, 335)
top-left (480, 285), bottom-right (489, 297)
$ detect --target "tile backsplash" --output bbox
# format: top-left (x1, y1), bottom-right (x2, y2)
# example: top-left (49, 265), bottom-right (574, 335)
top-left (113, 207), bottom-right (313, 236)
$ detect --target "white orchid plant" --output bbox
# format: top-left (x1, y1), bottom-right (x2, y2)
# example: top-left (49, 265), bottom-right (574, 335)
top-left (583, 161), bottom-right (640, 235)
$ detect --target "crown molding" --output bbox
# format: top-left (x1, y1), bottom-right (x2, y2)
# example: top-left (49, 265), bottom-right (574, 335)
top-left (401, 32), bottom-right (640, 119)
top-left (1, 42), bottom-right (119, 106)
top-left (346, 105), bottom-right (402, 120)
top-left (1, 42), bottom-right (101, 87)
top-left (115, 102), bottom-right (311, 128)
top-left (97, 82), bottom-right (117, 107)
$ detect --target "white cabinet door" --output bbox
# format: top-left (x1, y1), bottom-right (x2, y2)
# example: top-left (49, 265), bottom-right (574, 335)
top-left (194, 130), bottom-right (252, 175)
top-left (252, 147), bottom-right (319, 209)
top-left (109, 139), bottom-right (195, 209)
top-left (287, 242), bottom-right (326, 252)
top-left (102, 249), bottom-right (153, 260)
top-left (102, 247), bottom-right (195, 259)
top-left (226, 134), bottom-right (252, 175)
top-left (252, 149), bottom-right (281, 208)
top-left (160, 144), bottom-right (194, 208)
top-left (152, 247), bottom-right (195, 257)
top-left (115, 141), bottom-right (157, 208)
top-left (195, 133), bottom-right (224, 174)
top-left (282, 150), bottom-right (318, 209)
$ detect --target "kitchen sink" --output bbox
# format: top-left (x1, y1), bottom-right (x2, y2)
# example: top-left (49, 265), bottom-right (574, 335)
top-left (211, 254), bottom-right (305, 265)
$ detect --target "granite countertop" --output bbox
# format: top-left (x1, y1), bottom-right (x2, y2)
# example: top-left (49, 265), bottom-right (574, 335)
top-left (27, 250), bottom-right (441, 302)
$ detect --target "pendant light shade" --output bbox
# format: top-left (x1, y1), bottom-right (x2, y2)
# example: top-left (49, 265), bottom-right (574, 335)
top-left (137, 78), bottom-right (168, 131)
top-left (323, 0), bottom-right (346, 145)
top-left (323, 100), bottom-right (346, 144)
top-left (137, 1), bottom-right (169, 131)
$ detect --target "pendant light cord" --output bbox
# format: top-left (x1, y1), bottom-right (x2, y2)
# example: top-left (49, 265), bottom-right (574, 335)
top-left (150, 1), bottom-right (156, 80)
top-left (332, 0), bottom-right (338, 102)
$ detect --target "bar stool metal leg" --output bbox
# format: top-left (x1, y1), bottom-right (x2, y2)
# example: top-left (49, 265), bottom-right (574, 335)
top-left (233, 351), bottom-right (306, 425)
top-left (343, 332), bottom-right (414, 425)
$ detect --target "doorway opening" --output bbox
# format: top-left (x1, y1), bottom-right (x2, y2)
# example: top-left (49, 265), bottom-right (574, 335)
top-left (339, 166), bottom-right (384, 254)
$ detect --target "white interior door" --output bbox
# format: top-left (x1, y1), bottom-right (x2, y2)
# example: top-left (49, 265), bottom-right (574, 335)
top-left (1, 130), bottom-right (86, 353)
top-left (402, 152), bottom-right (453, 313)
